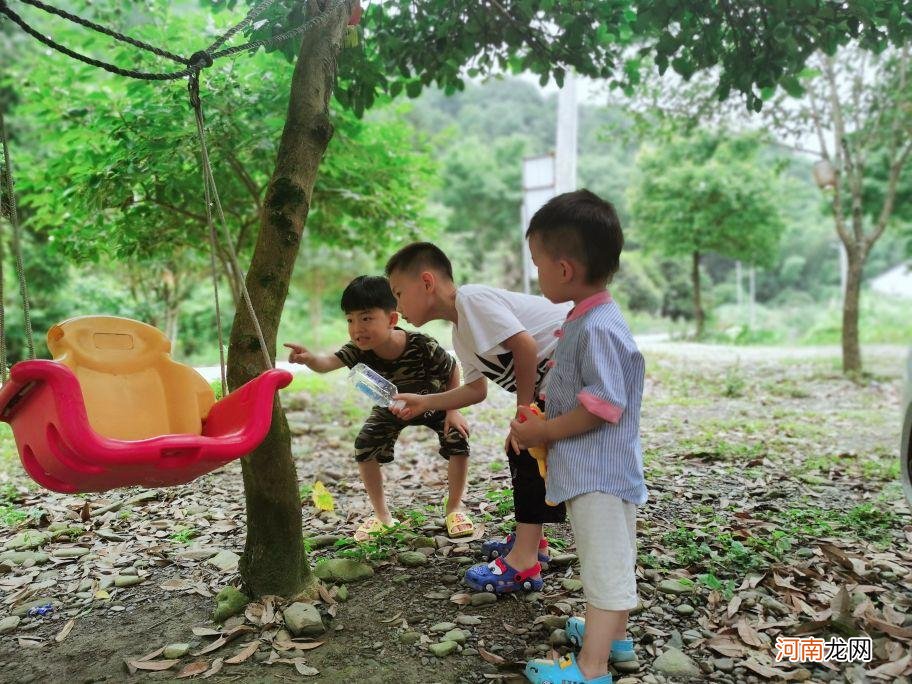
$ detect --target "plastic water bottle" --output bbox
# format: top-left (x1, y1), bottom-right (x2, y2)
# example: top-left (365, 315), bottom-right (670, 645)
top-left (349, 363), bottom-right (405, 411)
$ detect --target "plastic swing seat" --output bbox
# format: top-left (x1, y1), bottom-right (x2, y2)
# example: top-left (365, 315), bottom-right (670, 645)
top-left (0, 316), bottom-right (292, 494)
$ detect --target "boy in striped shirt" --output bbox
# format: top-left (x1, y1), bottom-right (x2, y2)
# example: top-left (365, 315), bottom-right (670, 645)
top-left (511, 190), bottom-right (646, 684)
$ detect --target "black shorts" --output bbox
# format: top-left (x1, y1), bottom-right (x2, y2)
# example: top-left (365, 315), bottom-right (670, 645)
top-left (507, 442), bottom-right (567, 524)
top-left (354, 406), bottom-right (469, 464)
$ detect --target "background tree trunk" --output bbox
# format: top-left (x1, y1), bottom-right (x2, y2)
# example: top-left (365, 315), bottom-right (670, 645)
top-left (692, 250), bottom-right (704, 338)
top-left (229, 0), bottom-right (353, 599)
top-left (841, 245), bottom-right (864, 374)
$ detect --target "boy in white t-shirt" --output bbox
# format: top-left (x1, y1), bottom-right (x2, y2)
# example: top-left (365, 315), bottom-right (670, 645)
top-left (386, 243), bottom-right (571, 594)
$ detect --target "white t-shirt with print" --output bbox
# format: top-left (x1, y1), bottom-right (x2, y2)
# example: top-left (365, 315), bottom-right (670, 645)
top-left (452, 284), bottom-right (572, 394)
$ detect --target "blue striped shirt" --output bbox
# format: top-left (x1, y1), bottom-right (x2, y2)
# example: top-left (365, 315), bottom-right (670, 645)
top-left (542, 291), bottom-right (647, 505)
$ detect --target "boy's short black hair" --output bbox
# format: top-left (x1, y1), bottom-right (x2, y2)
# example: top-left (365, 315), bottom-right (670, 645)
top-left (526, 189), bottom-right (624, 284)
top-left (340, 275), bottom-right (397, 313)
top-left (385, 242), bottom-right (454, 281)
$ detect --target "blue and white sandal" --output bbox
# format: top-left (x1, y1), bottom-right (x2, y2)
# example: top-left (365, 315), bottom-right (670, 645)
top-left (525, 653), bottom-right (613, 684)
top-left (566, 617), bottom-right (638, 666)
top-left (464, 557), bottom-right (544, 594)
top-left (481, 533), bottom-right (551, 564)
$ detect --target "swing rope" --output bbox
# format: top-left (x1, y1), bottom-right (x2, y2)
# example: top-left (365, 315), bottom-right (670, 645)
top-left (0, 109), bottom-right (35, 387)
top-left (188, 67), bottom-right (273, 388)
top-left (0, 0), bottom-right (336, 82)
top-left (0, 0), bottom-right (350, 386)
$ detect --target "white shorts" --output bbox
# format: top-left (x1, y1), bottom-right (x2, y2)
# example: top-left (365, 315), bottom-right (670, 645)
top-left (566, 491), bottom-right (638, 611)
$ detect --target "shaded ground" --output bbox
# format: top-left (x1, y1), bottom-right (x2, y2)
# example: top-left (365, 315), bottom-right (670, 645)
top-left (0, 342), bottom-right (910, 683)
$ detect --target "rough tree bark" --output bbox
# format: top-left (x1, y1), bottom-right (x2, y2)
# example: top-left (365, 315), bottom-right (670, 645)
top-left (691, 250), bottom-right (704, 338)
top-left (227, 0), bottom-right (354, 599)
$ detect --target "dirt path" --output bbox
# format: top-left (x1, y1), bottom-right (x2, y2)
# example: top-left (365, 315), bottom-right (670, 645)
top-left (0, 343), bottom-right (909, 683)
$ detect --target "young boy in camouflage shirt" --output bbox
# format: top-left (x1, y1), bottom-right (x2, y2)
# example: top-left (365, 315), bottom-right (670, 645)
top-left (284, 275), bottom-right (474, 541)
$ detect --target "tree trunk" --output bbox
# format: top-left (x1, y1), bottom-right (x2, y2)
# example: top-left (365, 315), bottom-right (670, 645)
top-left (841, 245), bottom-right (864, 374)
top-left (229, 0), bottom-right (354, 599)
top-left (691, 250), bottom-right (704, 338)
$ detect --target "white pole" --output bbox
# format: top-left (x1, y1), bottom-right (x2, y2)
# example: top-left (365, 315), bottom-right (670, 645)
top-left (554, 71), bottom-right (578, 194)
top-left (748, 266), bottom-right (756, 329)
top-left (735, 260), bottom-right (743, 311)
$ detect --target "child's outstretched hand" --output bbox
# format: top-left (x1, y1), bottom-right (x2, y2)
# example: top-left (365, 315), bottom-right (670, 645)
top-left (390, 393), bottom-right (427, 420)
top-left (510, 405), bottom-right (549, 450)
top-left (283, 342), bottom-right (314, 366)
top-left (444, 410), bottom-right (470, 439)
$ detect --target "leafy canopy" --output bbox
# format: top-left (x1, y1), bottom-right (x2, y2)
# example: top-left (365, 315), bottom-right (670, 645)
top-left (629, 132), bottom-right (786, 266)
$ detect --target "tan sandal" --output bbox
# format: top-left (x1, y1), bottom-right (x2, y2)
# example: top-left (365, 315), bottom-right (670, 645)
top-left (353, 516), bottom-right (398, 542)
top-left (445, 511), bottom-right (475, 538)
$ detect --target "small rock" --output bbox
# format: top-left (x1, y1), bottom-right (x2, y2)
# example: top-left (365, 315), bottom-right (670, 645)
top-left (434, 536), bottom-right (453, 549)
top-left (212, 585), bottom-right (249, 623)
top-left (0, 551), bottom-right (49, 566)
top-left (51, 547), bottom-right (90, 559)
top-left (399, 631), bottom-right (421, 645)
top-left (713, 657), bottom-right (734, 672)
top-left (470, 593), bottom-right (497, 606)
top-left (658, 579), bottom-right (693, 595)
top-left (682, 629), bottom-right (702, 645)
top-left (176, 547), bottom-right (220, 561)
top-left (429, 640), bottom-right (457, 657)
top-left (207, 550), bottom-right (240, 573)
top-left (538, 615), bottom-right (567, 631)
top-left (443, 628), bottom-right (468, 644)
top-left (549, 553), bottom-right (578, 567)
top-left (163, 643), bottom-right (190, 659)
top-left (525, 592), bottom-right (544, 603)
top-left (456, 615), bottom-right (482, 626)
top-left (114, 575), bottom-right (143, 588)
top-left (449, 556), bottom-right (474, 565)
top-left (335, 585), bottom-right (349, 602)
top-left (675, 603), bottom-right (695, 616)
top-left (283, 602), bottom-right (325, 637)
top-left (0, 616), bottom-right (20, 634)
top-left (654, 647), bottom-right (700, 678)
top-left (550, 629), bottom-right (568, 646)
top-left (430, 622), bottom-right (457, 633)
top-left (313, 558), bottom-right (374, 583)
top-left (398, 551), bottom-right (429, 568)
top-left (441, 574), bottom-right (459, 584)
top-left (4, 532), bottom-right (48, 551)
top-left (560, 578), bottom-right (584, 592)
top-left (412, 536), bottom-right (436, 549)
top-left (96, 529), bottom-right (126, 542)
top-left (307, 534), bottom-right (341, 549)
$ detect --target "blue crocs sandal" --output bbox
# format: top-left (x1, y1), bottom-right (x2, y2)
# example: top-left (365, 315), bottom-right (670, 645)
top-left (481, 533), bottom-right (551, 564)
top-left (464, 558), bottom-right (544, 594)
top-left (566, 617), bottom-right (638, 666)
top-left (525, 653), bottom-right (613, 684)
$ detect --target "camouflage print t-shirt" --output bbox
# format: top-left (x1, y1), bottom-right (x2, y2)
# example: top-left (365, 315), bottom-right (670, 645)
top-left (334, 329), bottom-right (455, 395)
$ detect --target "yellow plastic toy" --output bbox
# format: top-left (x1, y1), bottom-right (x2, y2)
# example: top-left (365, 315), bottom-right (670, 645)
top-left (48, 316), bottom-right (215, 441)
top-left (519, 403), bottom-right (558, 506)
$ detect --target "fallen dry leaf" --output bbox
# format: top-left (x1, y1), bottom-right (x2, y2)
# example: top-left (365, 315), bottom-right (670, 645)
top-left (125, 659), bottom-right (179, 673)
top-left (479, 647), bottom-right (506, 665)
top-left (450, 593), bottom-right (471, 605)
top-left (201, 658), bottom-right (223, 679)
top-left (54, 619), bottom-right (75, 643)
top-left (274, 640), bottom-right (324, 651)
top-left (737, 618), bottom-right (767, 649)
top-left (224, 641), bottom-right (260, 664)
top-left (176, 661), bottom-right (209, 678)
top-left (868, 654), bottom-right (911, 680)
top-left (192, 627), bottom-right (222, 637)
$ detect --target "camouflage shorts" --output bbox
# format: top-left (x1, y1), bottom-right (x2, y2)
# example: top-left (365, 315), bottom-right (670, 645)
top-left (354, 406), bottom-right (470, 464)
